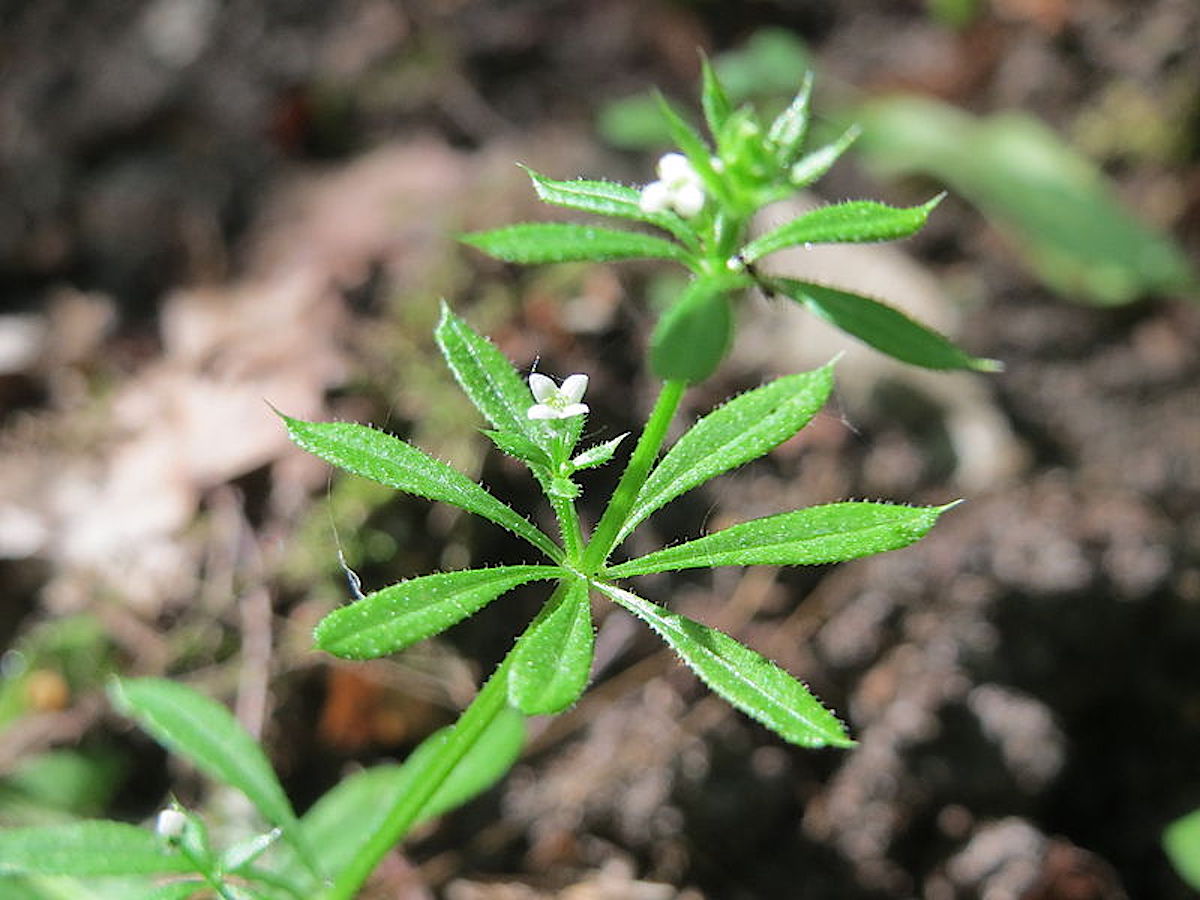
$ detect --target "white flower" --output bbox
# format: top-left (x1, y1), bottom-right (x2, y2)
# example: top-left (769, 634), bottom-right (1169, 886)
top-left (156, 807), bottom-right (187, 840)
top-left (638, 152), bottom-right (707, 218)
top-left (527, 372), bottom-right (589, 420)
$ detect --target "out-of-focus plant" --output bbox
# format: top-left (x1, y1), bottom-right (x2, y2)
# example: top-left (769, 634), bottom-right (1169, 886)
top-left (0, 63), bottom-right (983, 899)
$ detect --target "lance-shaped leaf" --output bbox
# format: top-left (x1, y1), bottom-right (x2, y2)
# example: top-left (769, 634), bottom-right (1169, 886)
top-left (523, 169), bottom-right (698, 249)
top-left (606, 501), bottom-right (954, 578)
top-left (435, 303), bottom-right (541, 439)
top-left (594, 583), bottom-right (852, 748)
top-left (275, 708), bottom-right (524, 881)
top-left (315, 565), bottom-right (563, 659)
top-left (789, 124), bottom-right (861, 189)
top-left (460, 223), bottom-right (689, 265)
top-left (108, 679), bottom-right (315, 874)
top-left (767, 70), bottom-right (814, 167)
top-left (507, 578), bottom-right (593, 715)
top-left (0, 821), bottom-right (193, 877)
top-left (772, 279), bottom-right (1001, 372)
top-left (282, 415), bottom-right (562, 562)
top-left (742, 196), bottom-right (941, 264)
top-left (654, 93), bottom-right (731, 208)
top-left (650, 273), bottom-right (745, 383)
top-left (699, 54), bottom-right (733, 139)
top-left (571, 433), bottom-right (628, 471)
top-left (615, 365), bottom-right (834, 547)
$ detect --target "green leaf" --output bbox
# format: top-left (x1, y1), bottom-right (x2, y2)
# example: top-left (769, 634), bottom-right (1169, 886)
top-left (766, 71), bottom-right (814, 167)
top-left (277, 708), bottom-right (523, 881)
top-left (606, 501), bottom-right (953, 577)
top-left (654, 93), bottom-right (730, 207)
top-left (1165, 808), bottom-right (1200, 890)
top-left (742, 197), bottom-right (941, 263)
top-left (460, 223), bottom-right (688, 265)
top-left (856, 96), bottom-right (1197, 304)
top-left (699, 55), bottom-right (733, 139)
top-left (570, 433), bottom-right (628, 471)
top-left (650, 275), bottom-right (744, 383)
top-left (789, 124), bottom-right (861, 188)
top-left (314, 566), bottom-right (563, 659)
top-left (523, 169), bottom-right (698, 249)
top-left (483, 429), bottom-right (552, 471)
top-left (0, 822), bottom-right (192, 877)
top-left (507, 579), bottom-right (593, 715)
top-left (615, 366), bottom-right (834, 546)
top-left (108, 679), bottom-right (313, 872)
top-left (435, 303), bottom-right (541, 438)
top-left (594, 583), bottom-right (852, 748)
top-left (772, 279), bottom-right (1000, 371)
top-left (282, 414), bottom-right (562, 562)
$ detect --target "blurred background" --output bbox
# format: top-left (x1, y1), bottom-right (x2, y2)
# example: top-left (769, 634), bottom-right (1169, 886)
top-left (1, 1), bottom-right (1198, 897)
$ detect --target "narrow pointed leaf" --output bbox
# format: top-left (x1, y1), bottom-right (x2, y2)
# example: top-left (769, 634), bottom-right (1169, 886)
top-left (507, 578), bottom-right (593, 715)
top-left (700, 55), bottom-right (733, 138)
top-left (742, 196), bottom-right (941, 263)
top-left (0, 822), bottom-right (192, 877)
top-left (460, 223), bottom-right (688, 265)
top-left (789, 124), bottom-right (860, 188)
top-left (107, 679), bottom-right (314, 871)
top-left (654, 93), bottom-right (730, 206)
top-left (767, 71), bottom-right (814, 166)
top-left (314, 566), bottom-right (563, 659)
top-left (606, 501), bottom-right (953, 577)
top-left (435, 304), bottom-right (541, 439)
top-left (484, 429), bottom-right (552, 471)
top-left (615, 366), bottom-right (834, 546)
top-left (773, 278), bottom-right (1001, 371)
top-left (278, 708), bottom-right (524, 881)
top-left (595, 583), bottom-right (852, 748)
top-left (523, 169), bottom-right (698, 248)
top-left (571, 432), bottom-right (628, 470)
top-left (282, 415), bottom-right (562, 561)
top-left (650, 274), bottom-right (744, 383)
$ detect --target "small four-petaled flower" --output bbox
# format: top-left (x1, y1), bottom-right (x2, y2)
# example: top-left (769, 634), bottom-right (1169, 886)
top-left (638, 152), bottom-right (707, 219)
top-left (527, 372), bottom-right (589, 420)
top-left (156, 807), bottom-right (187, 841)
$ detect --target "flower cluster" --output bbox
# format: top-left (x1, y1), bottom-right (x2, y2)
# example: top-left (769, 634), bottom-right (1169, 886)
top-left (638, 153), bottom-right (706, 219)
top-left (527, 373), bottom-right (589, 420)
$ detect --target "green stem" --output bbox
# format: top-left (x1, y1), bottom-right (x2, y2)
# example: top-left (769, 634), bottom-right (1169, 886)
top-left (319, 654), bottom-right (513, 899)
top-left (580, 380), bottom-right (686, 572)
top-left (551, 494), bottom-right (584, 562)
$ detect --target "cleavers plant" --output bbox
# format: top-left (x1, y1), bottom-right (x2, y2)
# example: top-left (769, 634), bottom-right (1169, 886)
top-left (0, 63), bottom-right (992, 899)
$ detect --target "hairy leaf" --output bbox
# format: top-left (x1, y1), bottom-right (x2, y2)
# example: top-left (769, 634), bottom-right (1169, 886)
top-left (507, 579), bottom-right (593, 715)
top-left (766, 71), bottom-right (814, 167)
top-left (742, 197), bottom-right (941, 263)
top-left (595, 583), bottom-right (852, 748)
top-left (460, 223), bottom-right (688, 265)
top-left (650, 275), bottom-right (743, 383)
top-left (314, 566), bottom-right (563, 659)
top-left (607, 502), bottom-right (953, 577)
top-left (282, 415), bottom-right (561, 561)
top-left (616, 366), bottom-right (834, 546)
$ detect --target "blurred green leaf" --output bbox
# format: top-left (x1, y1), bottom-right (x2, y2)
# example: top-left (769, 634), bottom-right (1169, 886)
top-left (314, 566), bottom-right (562, 660)
top-left (507, 579), bottom-right (593, 715)
top-left (594, 583), bottom-right (851, 748)
top-left (108, 679), bottom-right (312, 873)
top-left (460, 223), bottom-right (689, 265)
top-left (606, 501), bottom-right (954, 577)
top-left (699, 55), bottom-right (734, 140)
top-left (1165, 808), bottom-right (1200, 890)
top-left (0, 822), bottom-right (191, 877)
top-left (856, 95), bottom-right (1197, 304)
top-left (771, 279), bottom-right (1000, 371)
top-left (649, 275), bottom-right (743, 383)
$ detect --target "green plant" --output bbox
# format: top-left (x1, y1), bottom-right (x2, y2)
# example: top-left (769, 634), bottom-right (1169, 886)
top-left (0, 64), bottom-right (985, 899)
